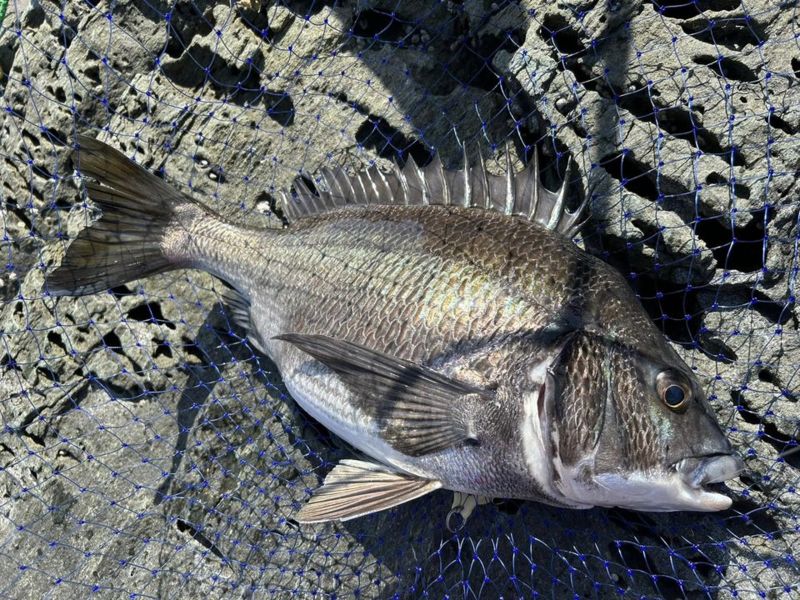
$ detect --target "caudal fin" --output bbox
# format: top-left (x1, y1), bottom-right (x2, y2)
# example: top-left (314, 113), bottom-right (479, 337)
top-left (48, 135), bottom-right (195, 296)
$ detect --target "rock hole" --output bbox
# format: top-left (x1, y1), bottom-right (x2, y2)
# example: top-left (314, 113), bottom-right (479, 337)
top-left (41, 126), bottom-right (68, 147)
top-left (153, 339), bottom-right (173, 359)
top-left (329, 91), bottom-right (368, 116)
top-left (101, 330), bottom-right (124, 353)
top-left (697, 334), bottom-right (738, 364)
top-left (36, 366), bottom-right (59, 383)
top-left (161, 44), bottom-right (248, 92)
top-left (792, 57), bottom-right (800, 79)
top-left (265, 91), bottom-right (295, 127)
top-left (730, 390), bottom-right (800, 468)
top-left (749, 290), bottom-right (794, 325)
top-left (83, 63), bottom-right (100, 82)
top-left (351, 9), bottom-right (406, 42)
top-left (109, 284), bottom-right (135, 298)
top-left (176, 519), bottom-right (226, 560)
top-left (181, 336), bottom-right (209, 366)
top-left (684, 547), bottom-right (719, 579)
top-left (757, 368), bottom-right (797, 402)
top-left (539, 15), bottom-right (585, 56)
top-left (255, 190), bottom-right (288, 226)
top-left (238, 4), bottom-right (272, 41)
top-left (1, 353), bottom-right (21, 372)
top-left (680, 18), bottom-right (764, 51)
top-left (650, 0), bottom-right (740, 18)
top-left (613, 86), bottom-right (740, 165)
top-left (598, 151), bottom-right (659, 201)
top-left (727, 497), bottom-right (784, 538)
top-left (279, 0), bottom-right (338, 16)
top-left (766, 112), bottom-right (795, 136)
top-left (164, 2), bottom-right (214, 59)
top-left (31, 162), bottom-right (53, 181)
top-left (704, 172), bottom-right (750, 199)
top-left (693, 54), bottom-right (759, 83)
top-left (127, 301), bottom-right (174, 329)
top-left (649, 0), bottom-right (704, 19)
top-left (693, 207), bottom-right (769, 273)
top-left (58, 20), bottom-right (77, 50)
top-left (757, 368), bottom-right (777, 385)
top-left (47, 331), bottom-right (67, 352)
top-left (355, 115), bottom-right (432, 166)
top-left (291, 174), bottom-right (317, 199)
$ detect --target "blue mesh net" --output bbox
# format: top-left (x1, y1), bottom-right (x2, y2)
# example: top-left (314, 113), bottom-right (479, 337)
top-left (1, 0), bottom-right (799, 597)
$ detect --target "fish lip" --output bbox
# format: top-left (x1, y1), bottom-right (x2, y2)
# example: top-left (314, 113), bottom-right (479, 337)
top-left (673, 453), bottom-right (744, 489)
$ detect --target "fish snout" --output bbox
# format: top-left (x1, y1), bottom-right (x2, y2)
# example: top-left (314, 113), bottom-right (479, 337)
top-left (675, 454), bottom-right (744, 488)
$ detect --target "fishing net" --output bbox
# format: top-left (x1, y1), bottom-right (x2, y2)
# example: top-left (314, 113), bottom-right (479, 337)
top-left (1, 0), bottom-right (798, 597)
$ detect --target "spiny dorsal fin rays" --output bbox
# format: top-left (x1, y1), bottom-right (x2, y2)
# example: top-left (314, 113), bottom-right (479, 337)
top-left (282, 145), bottom-right (586, 239)
top-left (426, 154), bottom-right (449, 206)
top-left (473, 149), bottom-right (491, 210)
top-left (371, 163), bottom-right (393, 201)
top-left (354, 169), bottom-right (371, 205)
top-left (461, 143), bottom-right (472, 209)
top-left (402, 155), bottom-right (427, 205)
top-left (546, 157), bottom-right (570, 231)
top-left (502, 145), bottom-right (512, 215)
top-left (391, 160), bottom-right (409, 206)
top-left (527, 145), bottom-right (541, 221)
top-left (321, 167), bottom-right (347, 207)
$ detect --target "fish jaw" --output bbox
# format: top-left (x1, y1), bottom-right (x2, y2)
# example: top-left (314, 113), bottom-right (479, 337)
top-left (675, 454), bottom-right (744, 488)
top-left (554, 458), bottom-right (741, 512)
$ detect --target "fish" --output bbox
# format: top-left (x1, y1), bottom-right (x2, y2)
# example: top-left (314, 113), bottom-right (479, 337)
top-left (47, 135), bottom-right (743, 525)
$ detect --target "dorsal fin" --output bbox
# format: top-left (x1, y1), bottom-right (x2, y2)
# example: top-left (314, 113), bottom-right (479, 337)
top-left (281, 146), bottom-right (587, 238)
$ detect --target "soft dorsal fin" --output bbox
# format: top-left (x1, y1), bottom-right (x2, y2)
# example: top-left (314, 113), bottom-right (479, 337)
top-left (280, 145), bottom-right (587, 238)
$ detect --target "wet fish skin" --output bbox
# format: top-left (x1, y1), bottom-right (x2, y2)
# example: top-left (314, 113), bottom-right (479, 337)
top-left (48, 135), bottom-right (743, 521)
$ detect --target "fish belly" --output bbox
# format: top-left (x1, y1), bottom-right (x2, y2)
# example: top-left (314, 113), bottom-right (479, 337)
top-left (270, 340), bottom-right (426, 477)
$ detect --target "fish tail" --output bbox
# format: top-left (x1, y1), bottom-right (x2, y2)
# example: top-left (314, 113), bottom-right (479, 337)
top-left (48, 135), bottom-right (206, 297)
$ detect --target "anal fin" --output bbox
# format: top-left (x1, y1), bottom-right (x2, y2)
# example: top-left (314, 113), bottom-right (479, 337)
top-left (296, 459), bottom-right (441, 523)
top-left (220, 287), bottom-right (266, 354)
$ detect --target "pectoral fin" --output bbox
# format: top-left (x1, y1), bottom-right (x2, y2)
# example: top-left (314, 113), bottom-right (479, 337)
top-left (296, 459), bottom-right (442, 523)
top-left (275, 333), bottom-right (494, 456)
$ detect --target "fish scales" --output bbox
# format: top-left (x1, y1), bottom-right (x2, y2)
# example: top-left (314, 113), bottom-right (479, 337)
top-left (193, 206), bottom-right (658, 361)
top-left (48, 136), bottom-right (744, 522)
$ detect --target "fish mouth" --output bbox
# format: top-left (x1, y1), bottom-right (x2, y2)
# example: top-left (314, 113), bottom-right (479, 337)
top-left (674, 453), bottom-right (744, 490)
top-left (554, 454), bottom-right (743, 512)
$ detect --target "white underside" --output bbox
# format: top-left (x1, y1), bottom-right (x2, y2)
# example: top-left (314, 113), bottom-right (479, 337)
top-left (556, 462), bottom-right (733, 511)
top-left (281, 367), bottom-right (426, 479)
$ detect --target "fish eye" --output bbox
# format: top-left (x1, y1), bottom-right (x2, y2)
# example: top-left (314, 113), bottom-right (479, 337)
top-left (656, 370), bottom-right (691, 411)
top-left (664, 385), bottom-right (685, 407)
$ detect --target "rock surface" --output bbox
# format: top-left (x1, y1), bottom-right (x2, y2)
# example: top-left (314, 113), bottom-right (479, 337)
top-left (1, 0), bottom-right (798, 598)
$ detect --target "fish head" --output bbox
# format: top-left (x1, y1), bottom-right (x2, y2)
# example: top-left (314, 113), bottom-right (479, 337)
top-left (534, 331), bottom-right (742, 512)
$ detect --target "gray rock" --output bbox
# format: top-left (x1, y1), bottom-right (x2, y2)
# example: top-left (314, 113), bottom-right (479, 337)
top-left (1, 0), bottom-right (798, 597)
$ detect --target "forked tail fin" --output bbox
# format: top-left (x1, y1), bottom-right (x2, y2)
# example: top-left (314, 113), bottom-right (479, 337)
top-left (48, 135), bottom-right (199, 296)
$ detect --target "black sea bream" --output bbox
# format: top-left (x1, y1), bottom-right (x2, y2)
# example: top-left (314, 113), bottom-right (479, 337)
top-left (48, 135), bottom-right (743, 524)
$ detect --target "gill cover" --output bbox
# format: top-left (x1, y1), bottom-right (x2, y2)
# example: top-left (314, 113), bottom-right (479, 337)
top-left (544, 332), bottom-right (742, 511)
